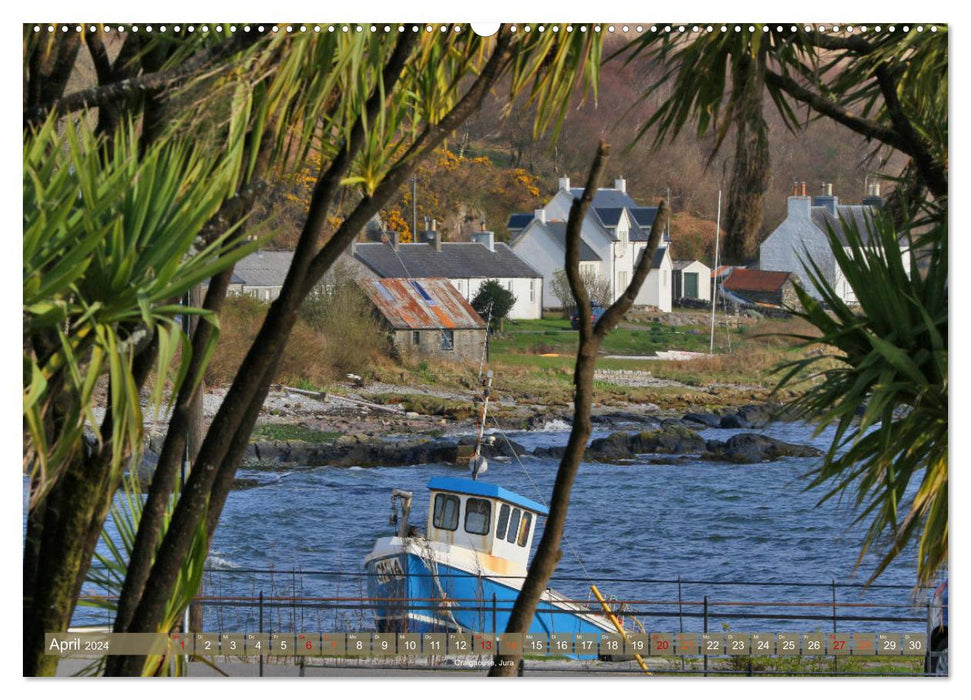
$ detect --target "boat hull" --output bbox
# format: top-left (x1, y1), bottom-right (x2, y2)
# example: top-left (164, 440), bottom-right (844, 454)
top-left (364, 537), bottom-right (615, 657)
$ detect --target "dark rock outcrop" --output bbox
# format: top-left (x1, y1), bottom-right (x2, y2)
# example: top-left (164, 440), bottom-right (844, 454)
top-left (683, 412), bottom-right (722, 428)
top-left (703, 433), bottom-right (821, 463)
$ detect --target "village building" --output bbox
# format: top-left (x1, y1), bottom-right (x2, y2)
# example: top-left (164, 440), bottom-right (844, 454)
top-left (759, 182), bottom-right (897, 304)
top-left (508, 177), bottom-right (672, 312)
top-left (357, 278), bottom-right (487, 361)
top-left (672, 259), bottom-right (712, 302)
top-left (350, 231), bottom-right (543, 319)
top-left (722, 268), bottom-right (801, 309)
top-left (227, 250), bottom-right (295, 302)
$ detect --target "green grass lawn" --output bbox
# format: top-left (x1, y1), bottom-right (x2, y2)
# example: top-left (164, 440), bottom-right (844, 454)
top-left (496, 318), bottom-right (711, 358)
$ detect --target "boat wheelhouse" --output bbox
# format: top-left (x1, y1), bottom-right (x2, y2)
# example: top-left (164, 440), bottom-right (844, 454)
top-left (363, 476), bottom-right (616, 644)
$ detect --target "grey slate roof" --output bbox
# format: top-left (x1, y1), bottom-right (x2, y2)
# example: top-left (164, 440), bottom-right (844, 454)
top-left (353, 241), bottom-right (542, 279)
top-left (594, 207), bottom-right (623, 227)
top-left (507, 212), bottom-right (534, 231)
top-left (673, 259), bottom-right (704, 271)
top-left (630, 207), bottom-right (659, 228)
top-left (232, 250), bottom-right (294, 287)
top-left (649, 246), bottom-right (667, 269)
top-left (810, 205), bottom-right (881, 245)
top-left (538, 221), bottom-right (602, 261)
top-left (569, 187), bottom-right (639, 210)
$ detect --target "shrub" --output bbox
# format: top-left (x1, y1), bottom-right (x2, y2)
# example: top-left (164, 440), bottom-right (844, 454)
top-left (471, 279), bottom-right (516, 330)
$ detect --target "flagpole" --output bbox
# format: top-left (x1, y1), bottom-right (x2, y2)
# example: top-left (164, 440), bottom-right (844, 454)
top-left (709, 190), bottom-right (721, 355)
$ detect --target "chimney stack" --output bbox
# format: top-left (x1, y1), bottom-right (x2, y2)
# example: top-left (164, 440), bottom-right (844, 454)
top-left (472, 231), bottom-right (495, 252)
top-left (614, 177), bottom-right (627, 193)
top-left (863, 180), bottom-right (884, 210)
top-left (558, 176), bottom-right (571, 191)
top-left (535, 208), bottom-right (546, 224)
top-left (813, 182), bottom-right (838, 215)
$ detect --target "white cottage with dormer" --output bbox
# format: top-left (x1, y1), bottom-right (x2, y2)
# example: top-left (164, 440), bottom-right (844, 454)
top-left (508, 177), bottom-right (672, 312)
top-left (760, 183), bottom-right (902, 304)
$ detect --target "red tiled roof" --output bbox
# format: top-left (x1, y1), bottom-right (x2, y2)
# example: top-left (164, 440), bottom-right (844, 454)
top-left (723, 269), bottom-right (793, 293)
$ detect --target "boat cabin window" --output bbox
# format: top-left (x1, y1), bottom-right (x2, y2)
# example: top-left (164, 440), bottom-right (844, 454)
top-left (464, 498), bottom-right (492, 535)
top-left (518, 512), bottom-right (532, 547)
top-left (495, 503), bottom-right (510, 539)
top-left (433, 493), bottom-right (460, 531)
top-left (506, 508), bottom-right (521, 544)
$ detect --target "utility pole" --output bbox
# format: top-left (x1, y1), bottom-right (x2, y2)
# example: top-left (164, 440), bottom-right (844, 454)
top-left (411, 177), bottom-right (417, 241)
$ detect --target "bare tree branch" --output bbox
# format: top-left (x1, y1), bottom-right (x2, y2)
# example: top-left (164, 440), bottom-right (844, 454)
top-left (24, 30), bottom-right (264, 128)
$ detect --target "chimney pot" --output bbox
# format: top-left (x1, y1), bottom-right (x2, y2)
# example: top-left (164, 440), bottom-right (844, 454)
top-left (801, 181), bottom-right (807, 196)
top-left (431, 218), bottom-right (437, 232)
top-left (614, 177), bottom-right (627, 193)
top-left (820, 182), bottom-right (833, 196)
top-left (434, 231), bottom-right (442, 252)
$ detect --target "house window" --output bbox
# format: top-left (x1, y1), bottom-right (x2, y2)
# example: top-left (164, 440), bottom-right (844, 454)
top-left (618, 271), bottom-right (628, 293)
top-left (433, 494), bottom-right (460, 531)
top-left (495, 503), bottom-right (511, 539)
top-left (464, 498), bottom-right (492, 535)
top-left (412, 330), bottom-right (420, 345)
top-left (529, 280), bottom-right (535, 303)
top-left (440, 330), bottom-right (454, 352)
top-left (517, 512), bottom-right (533, 547)
top-left (507, 280), bottom-right (513, 292)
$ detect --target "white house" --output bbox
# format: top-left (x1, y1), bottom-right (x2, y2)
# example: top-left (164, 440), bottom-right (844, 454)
top-left (672, 260), bottom-right (712, 302)
top-left (350, 231), bottom-right (543, 320)
top-left (227, 250), bottom-right (294, 302)
top-left (760, 183), bottom-right (900, 304)
top-left (508, 177), bottom-right (672, 313)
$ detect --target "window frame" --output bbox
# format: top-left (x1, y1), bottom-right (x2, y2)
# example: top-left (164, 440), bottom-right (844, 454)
top-left (505, 508), bottom-right (522, 544)
top-left (432, 493), bottom-right (460, 531)
top-left (440, 330), bottom-right (454, 352)
top-left (464, 497), bottom-right (492, 536)
top-left (495, 503), bottom-right (511, 540)
top-left (517, 511), bottom-right (533, 547)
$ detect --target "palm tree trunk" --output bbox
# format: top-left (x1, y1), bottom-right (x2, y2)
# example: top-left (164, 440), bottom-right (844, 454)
top-left (723, 50), bottom-right (769, 264)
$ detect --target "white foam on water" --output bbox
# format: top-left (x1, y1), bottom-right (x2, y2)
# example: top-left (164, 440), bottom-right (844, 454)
top-left (206, 554), bottom-right (240, 570)
top-left (541, 419), bottom-right (571, 432)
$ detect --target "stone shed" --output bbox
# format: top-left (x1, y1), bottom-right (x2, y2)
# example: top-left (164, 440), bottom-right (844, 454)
top-left (357, 278), bottom-right (487, 361)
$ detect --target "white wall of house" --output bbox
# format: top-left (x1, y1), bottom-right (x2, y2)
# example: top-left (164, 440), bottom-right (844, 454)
top-left (228, 285), bottom-right (281, 302)
top-left (510, 223), bottom-right (569, 309)
top-left (451, 276), bottom-right (542, 320)
top-left (632, 245), bottom-right (673, 312)
top-left (760, 196), bottom-right (839, 301)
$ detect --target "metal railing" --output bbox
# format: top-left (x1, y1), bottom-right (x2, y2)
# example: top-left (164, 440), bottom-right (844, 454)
top-left (76, 567), bottom-right (942, 677)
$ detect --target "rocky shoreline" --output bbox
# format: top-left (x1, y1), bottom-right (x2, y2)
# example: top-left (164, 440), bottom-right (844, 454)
top-left (209, 403), bottom-right (819, 475)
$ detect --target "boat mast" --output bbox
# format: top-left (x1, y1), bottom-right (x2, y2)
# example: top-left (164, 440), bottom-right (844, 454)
top-left (470, 370), bottom-right (493, 480)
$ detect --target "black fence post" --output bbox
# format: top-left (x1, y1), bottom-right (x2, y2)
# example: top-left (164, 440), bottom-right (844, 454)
top-left (703, 595), bottom-right (709, 678)
top-left (832, 580), bottom-right (838, 674)
top-left (259, 591), bottom-right (264, 678)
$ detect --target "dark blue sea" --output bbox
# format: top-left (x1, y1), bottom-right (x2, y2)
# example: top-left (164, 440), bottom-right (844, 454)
top-left (73, 421), bottom-right (932, 635)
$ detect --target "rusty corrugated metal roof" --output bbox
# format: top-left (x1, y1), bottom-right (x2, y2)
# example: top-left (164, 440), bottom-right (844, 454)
top-left (357, 278), bottom-right (486, 330)
top-left (723, 268), bottom-right (794, 293)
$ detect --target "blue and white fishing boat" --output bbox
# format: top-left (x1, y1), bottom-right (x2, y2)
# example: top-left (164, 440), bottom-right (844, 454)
top-left (363, 371), bottom-right (617, 645)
